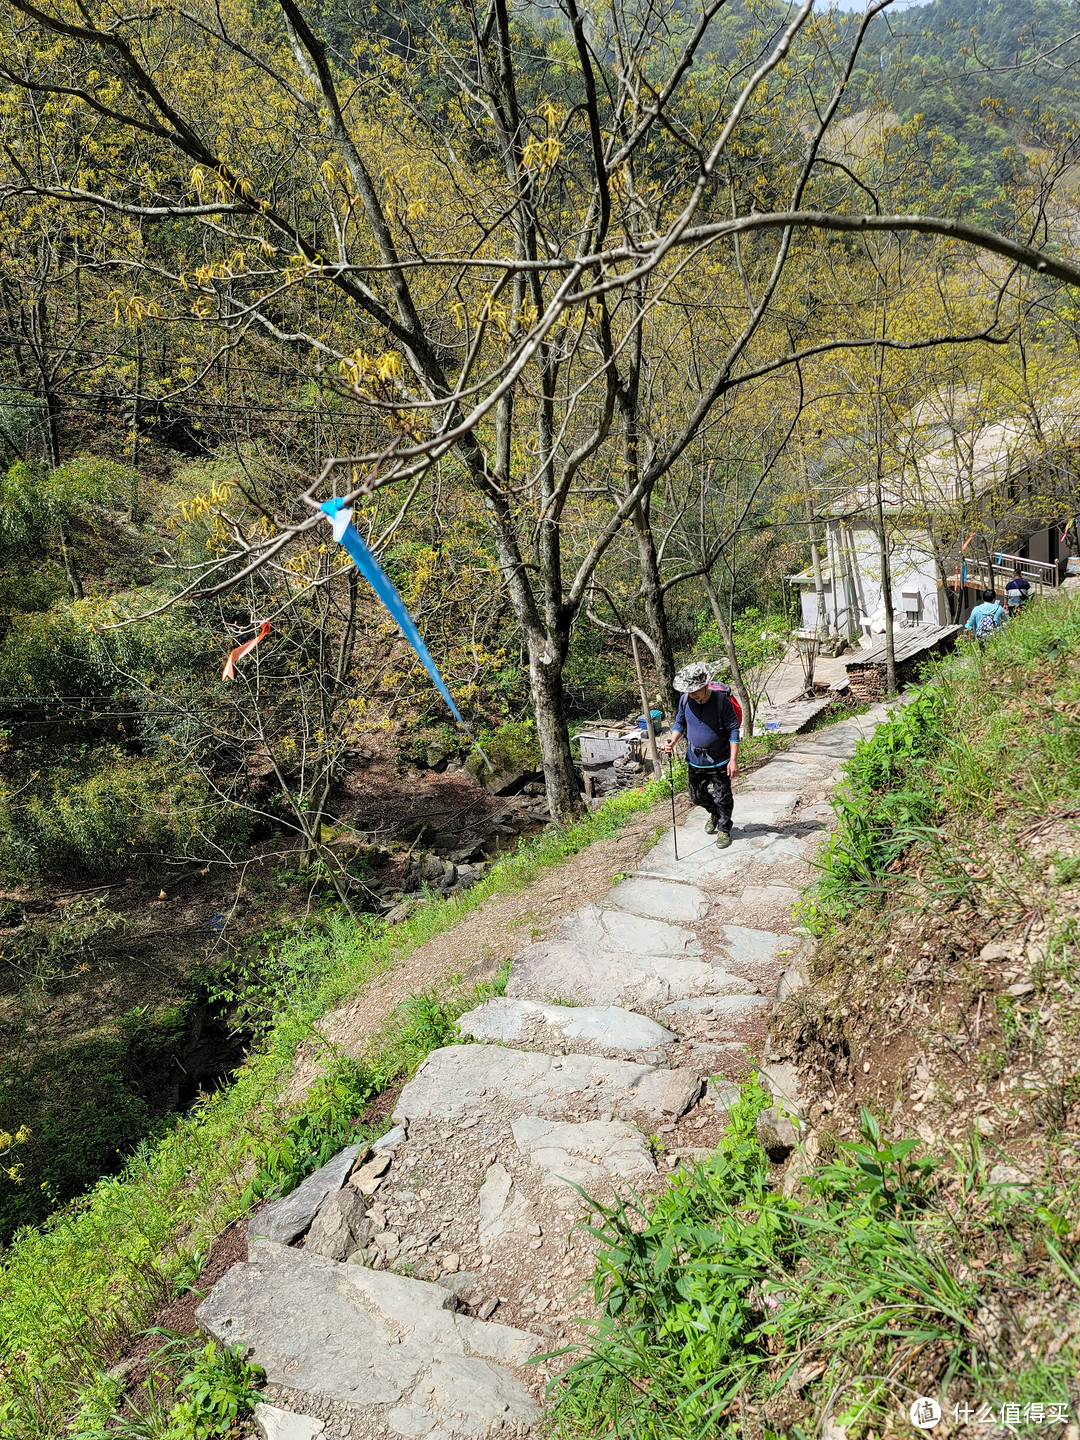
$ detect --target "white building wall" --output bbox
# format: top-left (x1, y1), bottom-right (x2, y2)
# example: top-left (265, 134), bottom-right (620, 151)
top-left (802, 522), bottom-right (944, 636)
top-left (796, 580), bottom-right (832, 631)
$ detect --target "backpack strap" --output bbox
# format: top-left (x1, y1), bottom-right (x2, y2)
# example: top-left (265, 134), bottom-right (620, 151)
top-left (674, 691), bottom-right (688, 733)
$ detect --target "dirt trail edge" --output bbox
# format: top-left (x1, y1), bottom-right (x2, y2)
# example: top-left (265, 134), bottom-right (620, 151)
top-left (196, 700), bottom-right (898, 1440)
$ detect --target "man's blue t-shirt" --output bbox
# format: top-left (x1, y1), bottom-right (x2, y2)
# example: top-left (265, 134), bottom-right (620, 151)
top-left (672, 689), bottom-right (740, 769)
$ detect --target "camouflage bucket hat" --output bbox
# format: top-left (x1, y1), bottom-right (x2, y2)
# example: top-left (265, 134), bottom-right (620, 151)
top-left (673, 661), bottom-right (713, 693)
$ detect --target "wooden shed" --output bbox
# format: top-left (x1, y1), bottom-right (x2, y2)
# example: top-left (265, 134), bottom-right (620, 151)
top-left (845, 625), bottom-right (962, 702)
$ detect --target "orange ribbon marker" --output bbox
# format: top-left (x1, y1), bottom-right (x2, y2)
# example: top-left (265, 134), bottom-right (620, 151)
top-left (222, 620), bottom-right (270, 680)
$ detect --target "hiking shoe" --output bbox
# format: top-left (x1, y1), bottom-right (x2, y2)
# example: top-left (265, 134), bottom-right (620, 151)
top-left (715, 831), bottom-right (732, 849)
top-left (704, 815), bottom-right (718, 835)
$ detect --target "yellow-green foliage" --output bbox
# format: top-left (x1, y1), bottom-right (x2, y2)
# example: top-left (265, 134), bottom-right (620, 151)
top-left (0, 1126), bottom-right (29, 1185)
top-left (466, 717), bottom-right (541, 778)
top-left (0, 753), bottom-right (249, 880)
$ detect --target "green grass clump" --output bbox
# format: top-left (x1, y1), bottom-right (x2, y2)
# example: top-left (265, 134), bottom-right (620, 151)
top-left (72, 1333), bottom-right (264, 1440)
top-left (552, 1086), bottom-right (1079, 1439)
top-left (806, 687), bottom-right (946, 919)
top-left (804, 595), bottom-right (1080, 929)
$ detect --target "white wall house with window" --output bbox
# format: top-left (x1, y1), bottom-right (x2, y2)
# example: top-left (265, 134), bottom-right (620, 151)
top-left (790, 405), bottom-right (1076, 641)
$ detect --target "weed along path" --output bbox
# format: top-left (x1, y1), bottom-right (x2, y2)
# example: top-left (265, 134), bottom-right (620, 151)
top-left (201, 703), bottom-right (897, 1440)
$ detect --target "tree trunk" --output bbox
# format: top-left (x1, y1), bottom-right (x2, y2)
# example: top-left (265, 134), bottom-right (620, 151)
top-left (873, 482), bottom-right (897, 696)
top-left (827, 522), bottom-right (843, 634)
top-left (128, 326), bottom-right (143, 520)
top-left (528, 636), bottom-right (582, 824)
top-left (798, 450), bottom-right (829, 636)
top-left (472, 461), bottom-right (584, 825)
top-left (928, 523), bottom-right (962, 623)
top-left (839, 525), bottom-right (861, 642)
top-left (58, 522), bottom-right (83, 600)
top-left (632, 502), bottom-right (676, 708)
top-left (305, 567), bottom-right (360, 860)
top-left (630, 629), bottom-right (661, 778)
top-left (34, 297), bottom-right (62, 468)
top-left (703, 575), bottom-right (754, 732)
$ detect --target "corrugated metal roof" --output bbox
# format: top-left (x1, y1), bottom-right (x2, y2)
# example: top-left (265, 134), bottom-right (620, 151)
top-left (820, 401), bottom-right (1080, 518)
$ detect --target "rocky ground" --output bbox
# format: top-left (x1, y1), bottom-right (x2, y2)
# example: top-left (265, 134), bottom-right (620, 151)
top-left (190, 701), bottom-right (900, 1440)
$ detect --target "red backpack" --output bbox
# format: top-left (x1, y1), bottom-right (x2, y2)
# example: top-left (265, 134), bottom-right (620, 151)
top-left (708, 681), bottom-right (743, 729)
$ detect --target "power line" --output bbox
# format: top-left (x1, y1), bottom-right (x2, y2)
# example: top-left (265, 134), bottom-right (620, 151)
top-left (0, 392), bottom-right (362, 418)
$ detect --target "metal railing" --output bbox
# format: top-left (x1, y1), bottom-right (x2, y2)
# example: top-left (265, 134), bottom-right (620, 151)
top-left (952, 550), bottom-right (1059, 589)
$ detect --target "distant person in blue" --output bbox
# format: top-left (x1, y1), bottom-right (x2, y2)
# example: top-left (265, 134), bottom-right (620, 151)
top-left (662, 661), bottom-right (740, 848)
top-left (965, 588), bottom-right (1006, 641)
top-left (1005, 566), bottom-right (1031, 613)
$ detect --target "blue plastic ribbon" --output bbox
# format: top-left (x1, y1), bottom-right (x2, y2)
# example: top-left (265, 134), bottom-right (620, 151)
top-left (321, 498), bottom-right (466, 726)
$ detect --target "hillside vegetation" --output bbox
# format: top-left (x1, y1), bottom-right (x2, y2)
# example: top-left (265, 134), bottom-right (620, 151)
top-left (551, 594), bottom-right (1080, 1438)
top-left (0, 0), bottom-right (1079, 1429)
top-left (705, 0), bottom-right (1080, 215)
top-left (0, 770), bottom-right (707, 1439)
top-left (858, 0), bottom-right (1080, 211)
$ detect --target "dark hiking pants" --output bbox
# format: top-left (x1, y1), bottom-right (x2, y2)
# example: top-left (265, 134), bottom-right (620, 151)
top-left (688, 764), bottom-right (733, 834)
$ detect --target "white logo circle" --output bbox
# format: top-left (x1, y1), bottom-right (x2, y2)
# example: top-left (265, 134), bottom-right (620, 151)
top-left (909, 1398), bottom-right (942, 1429)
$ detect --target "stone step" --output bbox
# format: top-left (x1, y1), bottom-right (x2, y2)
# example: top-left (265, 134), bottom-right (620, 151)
top-left (657, 992), bottom-right (772, 1030)
top-left (250, 1145), bottom-right (365, 1247)
top-left (253, 1402), bottom-right (325, 1440)
top-left (605, 873), bottom-right (710, 924)
top-left (734, 883), bottom-right (803, 912)
top-left (781, 728), bottom-right (863, 760)
top-left (718, 922), bottom-right (799, 969)
top-left (506, 913), bottom-right (790, 1016)
top-left (504, 1115), bottom-right (657, 1206)
top-left (563, 900), bottom-right (703, 954)
top-left (506, 931), bottom-right (759, 1009)
top-left (505, 898), bottom-right (741, 1008)
top-left (711, 887), bottom-right (808, 934)
top-left (639, 819), bottom-right (811, 884)
top-left (357, 1102), bottom-right (667, 1346)
top-left (733, 791), bottom-right (805, 827)
top-left (196, 1239), bottom-right (542, 1438)
top-left (457, 997), bottom-right (676, 1058)
top-left (393, 1042), bottom-right (701, 1129)
top-left (681, 1038), bottom-right (763, 1078)
top-left (738, 759), bottom-right (837, 791)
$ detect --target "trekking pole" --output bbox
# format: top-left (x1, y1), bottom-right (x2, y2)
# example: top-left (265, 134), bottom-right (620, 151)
top-left (668, 749), bottom-right (679, 862)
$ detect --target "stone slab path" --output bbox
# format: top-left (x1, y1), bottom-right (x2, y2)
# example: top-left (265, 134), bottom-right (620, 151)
top-left (202, 702), bottom-right (896, 1440)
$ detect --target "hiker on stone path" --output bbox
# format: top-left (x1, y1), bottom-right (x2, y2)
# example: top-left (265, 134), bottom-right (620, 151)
top-left (1005, 566), bottom-right (1031, 613)
top-left (965, 587), bottom-right (1007, 641)
top-left (661, 662), bottom-right (740, 849)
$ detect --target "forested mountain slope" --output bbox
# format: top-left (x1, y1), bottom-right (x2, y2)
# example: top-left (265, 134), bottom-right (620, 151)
top-left (695, 0), bottom-right (1080, 212)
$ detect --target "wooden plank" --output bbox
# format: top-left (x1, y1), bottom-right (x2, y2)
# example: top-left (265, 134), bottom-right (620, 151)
top-left (753, 696), bottom-right (834, 736)
top-left (847, 625), bottom-right (960, 670)
top-left (843, 625), bottom-right (961, 702)
top-left (848, 629), bottom-right (932, 669)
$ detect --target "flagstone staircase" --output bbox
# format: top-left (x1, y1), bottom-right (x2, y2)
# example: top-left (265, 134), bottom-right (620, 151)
top-left (197, 701), bottom-right (898, 1440)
